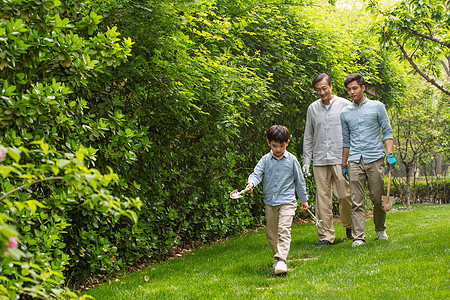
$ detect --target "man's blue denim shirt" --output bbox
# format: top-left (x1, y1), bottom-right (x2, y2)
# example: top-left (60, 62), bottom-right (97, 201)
top-left (340, 98), bottom-right (393, 164)
top-left (248, 150), bottom-right (308, 206)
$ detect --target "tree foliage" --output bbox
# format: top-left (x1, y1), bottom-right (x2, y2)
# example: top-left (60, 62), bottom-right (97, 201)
top-left (367, 0), bottom-right (450, 97)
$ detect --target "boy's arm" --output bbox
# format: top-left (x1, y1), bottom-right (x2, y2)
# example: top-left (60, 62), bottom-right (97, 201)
top-left (247, 156), bottom-right (265, 192)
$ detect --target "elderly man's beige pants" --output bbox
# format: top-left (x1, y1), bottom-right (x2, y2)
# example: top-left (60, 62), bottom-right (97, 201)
top-left (265, 201), bottom-right (297, 261)
top-left (313, 165), bottom-right (352, 243)
top-left (349, 158), bottom-right (386, 241)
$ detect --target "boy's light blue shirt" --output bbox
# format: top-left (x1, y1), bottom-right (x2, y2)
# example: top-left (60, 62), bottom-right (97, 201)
top-left (248, 150), bottom-right (308, 206)
top-left (340, 98), bottom-right (393, 164)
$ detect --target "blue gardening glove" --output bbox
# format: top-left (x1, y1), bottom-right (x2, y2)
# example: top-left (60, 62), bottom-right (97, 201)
top-left (386, 153), bottom-right (397, 171)
top-left (341, 164), bottom-right (349, 181)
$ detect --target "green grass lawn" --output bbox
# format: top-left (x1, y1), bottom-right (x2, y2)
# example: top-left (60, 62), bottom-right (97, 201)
top-left (85, 204), bottom-right (449, 299)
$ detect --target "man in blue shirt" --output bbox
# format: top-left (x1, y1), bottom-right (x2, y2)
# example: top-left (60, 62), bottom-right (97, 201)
top-left (340, 73), bottom-right (397, 247)
top-left (246, 125), bottom-right (309, 274)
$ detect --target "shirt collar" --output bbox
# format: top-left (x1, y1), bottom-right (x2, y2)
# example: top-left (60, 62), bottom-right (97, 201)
top-left (320, 96), bottom-right (335, 107)
top-left (270, 150), bottom-right (288, 160)
top-left (352, 97), bottom-right (368, 107)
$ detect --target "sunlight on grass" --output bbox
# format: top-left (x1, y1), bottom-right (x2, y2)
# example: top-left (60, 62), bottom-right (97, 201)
top-left (85, 204), bottom-right (449, 299)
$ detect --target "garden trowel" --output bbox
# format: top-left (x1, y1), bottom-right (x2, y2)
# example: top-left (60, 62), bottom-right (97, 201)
top-left (229, 187), bottom-right (250, 199)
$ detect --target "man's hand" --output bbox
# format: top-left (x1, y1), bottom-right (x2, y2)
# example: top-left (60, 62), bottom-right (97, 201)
top-left (302, 164), bottom-right (311, 177)
top-left (341, 163), bottom-right (349, 181)
top-left (245, 182), bottom-right (254, 193)
top-left (301, 201), bottom-right (309, 212)
top-left (386, 153), bottom-right (397, 172)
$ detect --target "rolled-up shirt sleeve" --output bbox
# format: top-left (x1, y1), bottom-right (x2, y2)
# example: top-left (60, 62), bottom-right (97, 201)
top-left (378, 103), bottom-right (393, 141)
top-left (248, 156), bottom-right (265, 187)
top-left (302, 107), bottom-right (314, 166)
top-left (340, 111), bottom-right (350, 148)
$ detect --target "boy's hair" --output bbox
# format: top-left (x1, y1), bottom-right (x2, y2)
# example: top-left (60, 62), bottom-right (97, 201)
top-left (267, 125), bottom-right (290, 143)
top-left (344, 73), bottom-right (365, 88)
top-left (312, 73), bottom-right (332, 88)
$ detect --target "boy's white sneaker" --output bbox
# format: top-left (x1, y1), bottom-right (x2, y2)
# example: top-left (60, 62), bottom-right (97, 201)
top-left (274, 259), bottom-right (288, 274)
top-left (376, 230), bottom-right (388, 240)
top-left (352, 240), bottom-right (365, 247)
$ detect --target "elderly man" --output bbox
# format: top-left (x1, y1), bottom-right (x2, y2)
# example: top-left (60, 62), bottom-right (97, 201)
top-left (303, 73), bottom-right (353, 246)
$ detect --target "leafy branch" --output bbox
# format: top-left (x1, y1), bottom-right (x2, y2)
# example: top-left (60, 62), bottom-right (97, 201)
top-left (401, 27), bottom-right (450, 49)
top-left (0, 176), bottom-right (64, 202)
top-left (367, 0), bottom-right (450, 96)
top-left (397, 42), bottom-right (450, 96)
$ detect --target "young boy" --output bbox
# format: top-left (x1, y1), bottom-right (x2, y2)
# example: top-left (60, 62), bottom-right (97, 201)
top-left (246, 125), bottom-right (309, 274)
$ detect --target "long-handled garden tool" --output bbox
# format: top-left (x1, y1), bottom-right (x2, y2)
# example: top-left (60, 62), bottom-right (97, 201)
top-left (306, 208), bottom-right (329, 235)
top-left (229, 187), bottom-right (251, 199)
top-left (382, 169), bottom-right (393, 212)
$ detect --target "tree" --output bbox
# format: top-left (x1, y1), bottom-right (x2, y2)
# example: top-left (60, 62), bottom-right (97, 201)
top-left (367, 0), bottom-right (450, 97)
top-left (390, 88), bottom-right (439, 207)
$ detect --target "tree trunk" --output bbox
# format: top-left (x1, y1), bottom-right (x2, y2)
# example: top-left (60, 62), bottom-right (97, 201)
top-left (435, 158), bottom-right (440, 204)
top-left (424, 168), bottom-right (430, 201)
top-left (404, 163), bottom-right (411, 208)
top-left (413, 161), bottom-right (417, 203)
top-left (444, 166), bottom-right (448, 204)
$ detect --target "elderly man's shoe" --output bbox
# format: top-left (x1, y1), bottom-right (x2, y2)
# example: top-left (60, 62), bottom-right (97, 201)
top-left (314, 240), bottom-right (332, 246)
top-left (346, 228), bottom-right (354, 240)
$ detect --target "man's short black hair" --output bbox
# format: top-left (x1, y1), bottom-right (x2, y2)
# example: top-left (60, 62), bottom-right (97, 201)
top-left (344, 73), bottom-right (365, 88)
top-left (267, 125), bottom-right (290, 143)
top-left (312, 73), bottom-right (332, 88)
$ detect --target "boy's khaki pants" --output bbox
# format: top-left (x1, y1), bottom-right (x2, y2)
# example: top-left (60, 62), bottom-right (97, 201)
top-left (265, 201), bottom-right (297, 261)
top-left (349, 157), bottom-right (386, 241)
top-left (313, 165), bottom-right (352, 243)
